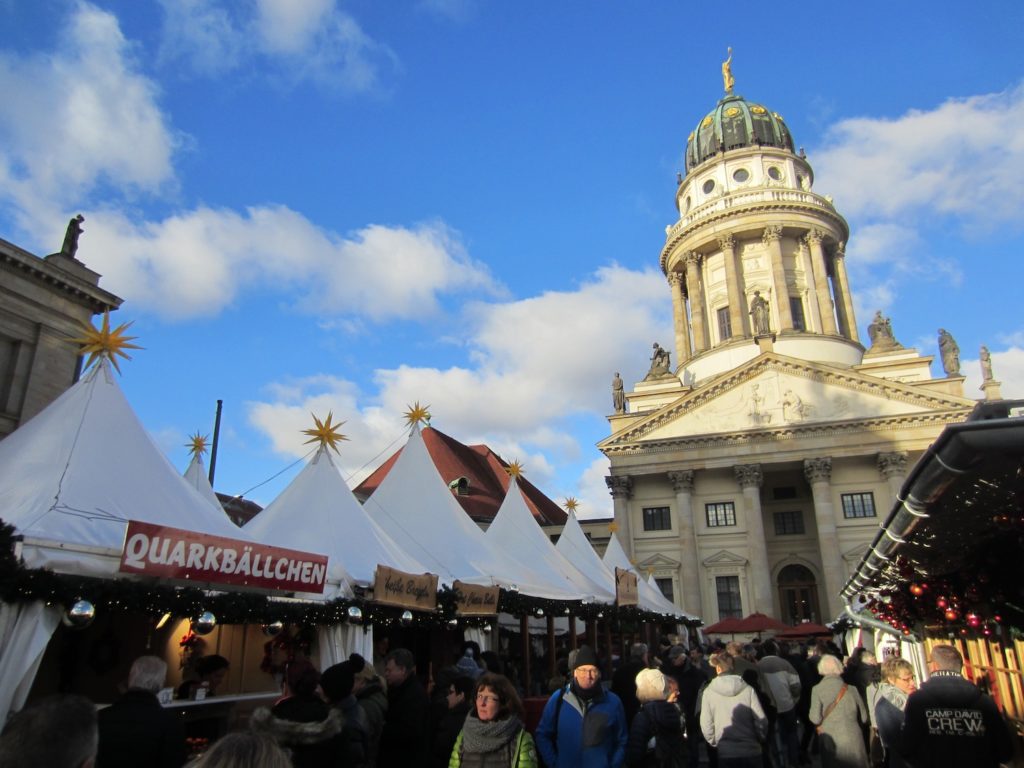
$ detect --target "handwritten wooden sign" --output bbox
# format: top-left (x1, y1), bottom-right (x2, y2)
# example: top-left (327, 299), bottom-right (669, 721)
top-left (453, 580), bottom-right (499, 616)
top-left (615, 567), bottom-right (638, 607)
top-left (374, 565), bottom-right (438, 611)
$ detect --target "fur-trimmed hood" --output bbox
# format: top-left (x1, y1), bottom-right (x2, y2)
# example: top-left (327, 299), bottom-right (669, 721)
top-left (251, 706), bottom-right (344, 746)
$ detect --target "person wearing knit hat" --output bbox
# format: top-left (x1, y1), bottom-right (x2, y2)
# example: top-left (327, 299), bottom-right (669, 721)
top-left (535, 645), bottom-right (627, 767)
top-left (321, 654), bottom-right (371, 767)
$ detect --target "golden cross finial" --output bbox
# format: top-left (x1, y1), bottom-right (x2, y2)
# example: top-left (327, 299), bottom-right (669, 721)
top-left (186, 432), bottom-right (209, 457)
top-left (564, 497), bottom-right (579, 513)
top-left (302, 411), bottom-right (349, 453)
top-left (504, 459), bottom-right (525, 480)
top-left (65, 310), bottom-right (142, 375)
top-left (403, 401), bottom-right (431, 429)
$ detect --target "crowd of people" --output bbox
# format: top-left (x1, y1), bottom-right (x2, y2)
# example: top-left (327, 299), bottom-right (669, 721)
top-left (0, 636), bottom-right (1014, 768)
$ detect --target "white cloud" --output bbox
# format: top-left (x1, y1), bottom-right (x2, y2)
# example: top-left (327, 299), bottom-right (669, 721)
top-left (575, 457), bottom-right (613, 520)
top-left (157, 0), bottom-right (398, 92)
top-left (814, 84), bottom-right (1024, 226)
top-left (78, 206), bottom-right (498, 320)
top-left (0, 2), bottom-right (177, 217)
top-left (246, 264), bottom-right (671, 498)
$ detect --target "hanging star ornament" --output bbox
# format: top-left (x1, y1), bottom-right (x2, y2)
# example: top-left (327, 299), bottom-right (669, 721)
top-left (65, 310), bottom-right (143, 374)
top-left (186, 432), bottom-right (209, 457)
top-left (403, 401), bottom-right (431, 429)
top-left (608, 521), bottom-right (619, 534)
top-left (564, 497), bottom-right (579, 513)
top-left (504, 459), bottom-right (525, 480)
top-left (302, 411), bottom-right (349, 453)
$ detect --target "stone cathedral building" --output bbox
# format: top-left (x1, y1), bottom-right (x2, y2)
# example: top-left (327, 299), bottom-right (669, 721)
top-left (598, 69), bottom-right (983, 624)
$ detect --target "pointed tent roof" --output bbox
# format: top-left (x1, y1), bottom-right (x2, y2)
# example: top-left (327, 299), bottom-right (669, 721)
top-left (487, 481), bottom-right (615, 603)
top-left (554, 510), bottom-right (615, 596)
top-left (356, 426), bottom-right (567, 526)
top-left (361, 426), bottom-right (571, 596)
top-left (0, 362), bottom-right (252, 577)
top-left (602, 533), bottom-right (695, 620)
top-left (183, 453), bottom-right (225, 514)
top-left (245, 445), bottom-right (427, 591)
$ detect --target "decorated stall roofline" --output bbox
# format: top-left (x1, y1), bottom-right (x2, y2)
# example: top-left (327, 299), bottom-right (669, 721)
top-left (1, 523), bottom-right (697, 627)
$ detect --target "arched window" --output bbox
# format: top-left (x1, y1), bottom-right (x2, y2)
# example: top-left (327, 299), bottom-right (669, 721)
top-left (777, 564), bottom-right (820, 624)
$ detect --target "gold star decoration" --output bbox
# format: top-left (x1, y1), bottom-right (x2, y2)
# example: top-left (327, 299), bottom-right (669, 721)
top-left (564, 497), bottom-right (579, 513)
top-left (302, 411), bottom-right (349, 453)
top-left (608, 521), bottom-right (619, 534)
top-left (186, 432), bottom-right (209, 457)
top-left (65, 310), bottom-right (143, 374)
top-left (403, 401), bottom-right (431, 428)
top-left (504, 459), bottom-right (525, 479)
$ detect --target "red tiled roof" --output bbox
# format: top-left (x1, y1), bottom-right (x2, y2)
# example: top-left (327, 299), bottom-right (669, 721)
top-left (354, 426), bottom-right (567, 526)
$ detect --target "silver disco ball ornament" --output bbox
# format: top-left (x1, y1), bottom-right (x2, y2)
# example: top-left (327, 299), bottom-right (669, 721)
top-left (62, 599), bottom-right (95, 630)
top-left (481, 624), bottom-right (492, 634)
top-left (262, 621), bottom-right (284, 637)
top-left (347, 606), bottom-right (363, 625)
top-left (447, 618), bottom-right (459, 628)
top-left (192, 611), bottom-right (217, 635)
top-left (535, 608), bottom-right (545, 618)
top-left (400, 610), bottom-right (414, 627)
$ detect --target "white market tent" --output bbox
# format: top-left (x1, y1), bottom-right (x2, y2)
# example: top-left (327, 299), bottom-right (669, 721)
top-left (487, 481), bottom-right (615, 604)
top-left (361, 426), bottom-right (582, 600)
top-left (183, 452), bottom-right (226, 514)
top-left (602, 533), bottom-right (696, 621)
top-left (555, 510), bottom-right (616, 596)
top-left (0, 361), bottom-right (262, 721)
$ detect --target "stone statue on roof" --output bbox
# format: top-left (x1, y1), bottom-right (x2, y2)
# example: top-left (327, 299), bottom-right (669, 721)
top-left (980, 345), bottom-right (994, 382)
top-left (645, 343), bottom-right (672, 380)
top-left (61, 214), bottom-right (85, 259)
top-left (867, 310), bottom-right (902, 351)
top-left (938, 329), bottom-right (960, 377)
top-left (612, 372), bottom-right (625, 414)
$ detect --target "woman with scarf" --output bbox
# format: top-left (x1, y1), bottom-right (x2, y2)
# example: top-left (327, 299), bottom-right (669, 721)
top-left (449, 673), bottom-right (538, 768)
top-left (873, 657), bottom-right (916, 768)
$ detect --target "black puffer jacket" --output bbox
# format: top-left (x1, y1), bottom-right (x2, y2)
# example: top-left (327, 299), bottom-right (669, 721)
top-left (625, 700), bottom-right (684, 768)
top-left (252, 697), bottom-right (346, 768)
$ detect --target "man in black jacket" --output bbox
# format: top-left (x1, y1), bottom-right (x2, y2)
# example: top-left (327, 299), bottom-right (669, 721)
top-left (661, 644), bottom-right (708, 768)
top-left (378, 647), bottom-right (430, 768)
top-left (610, 642), bottom-right (648, 727)
top-left (96, 656), bottom-right (186, 768)
top-left (901, 644), bottom-right (1012, 768)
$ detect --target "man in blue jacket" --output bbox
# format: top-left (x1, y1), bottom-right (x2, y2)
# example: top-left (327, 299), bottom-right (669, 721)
top-left (535, 645), bottom-right (627, 768)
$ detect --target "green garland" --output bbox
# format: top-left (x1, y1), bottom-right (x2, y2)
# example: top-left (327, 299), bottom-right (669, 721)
top-left (0, 522), bottom-right (697, 629)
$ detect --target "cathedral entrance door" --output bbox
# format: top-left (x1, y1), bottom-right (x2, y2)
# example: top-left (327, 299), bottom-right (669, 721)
top-left (777, 564), bottom-right (820, 624)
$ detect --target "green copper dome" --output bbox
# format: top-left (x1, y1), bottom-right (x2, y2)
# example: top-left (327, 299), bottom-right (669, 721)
top-left (685, 94), bottom-right (794, 173)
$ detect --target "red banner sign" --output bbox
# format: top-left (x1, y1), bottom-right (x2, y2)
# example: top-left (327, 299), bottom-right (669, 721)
top-left (119, 520), bottom-right (329, 593)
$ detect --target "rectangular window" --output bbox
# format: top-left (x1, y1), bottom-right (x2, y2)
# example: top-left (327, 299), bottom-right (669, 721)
top-left (790, 297), bottom-right (806, 331)
top-left (773, 510), bottom-right (805, 535)
top-left (655, 578), bottom-right (674, 602)
top-left (842, 492), bottom-right (877, 519)
top-left (642, 506), bottom-right (672, 531)
top-left (705, 502), bottom-right (736, 527)
top-left (717, 306), bottom-right (732, 340)
top-left (716, 575), bottom-right (742, 619)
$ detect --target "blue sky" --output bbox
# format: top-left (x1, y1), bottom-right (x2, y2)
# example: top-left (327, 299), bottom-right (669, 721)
top-left (2, 1), bottom-right (1023, 518)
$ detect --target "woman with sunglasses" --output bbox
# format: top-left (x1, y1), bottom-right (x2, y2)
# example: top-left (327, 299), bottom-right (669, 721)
top-left (449, 673), bottom-right (538, 767)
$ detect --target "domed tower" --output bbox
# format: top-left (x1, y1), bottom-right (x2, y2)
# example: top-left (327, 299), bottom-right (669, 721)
top-left (662, 57), bottom-right (860, 385)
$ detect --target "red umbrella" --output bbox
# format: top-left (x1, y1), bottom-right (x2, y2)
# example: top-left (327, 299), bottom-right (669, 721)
top-left (775, 622), bottom-right (833, 639)
top-left (702, 616), bottom-right (743, 634)
top-left (733, 612), bottom-right (790, 634)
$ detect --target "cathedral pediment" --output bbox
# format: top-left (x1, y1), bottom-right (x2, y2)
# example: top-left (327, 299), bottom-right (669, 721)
top-left (600, 352), bottom-right (974, 452)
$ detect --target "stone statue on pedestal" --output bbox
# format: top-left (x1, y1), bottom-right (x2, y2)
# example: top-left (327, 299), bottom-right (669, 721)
top-left (867, 310), bottom-right (902, 351)
top-left (645, 343), bottom-right (672, 379)
top-left (61, 214), bottom-right (85, 258)
top-left (749, 291), bottom-right (770, 335)
top-left (938, 329), bottom-right (960, 377)
top-left (612, 372), bottom-right (625, 414)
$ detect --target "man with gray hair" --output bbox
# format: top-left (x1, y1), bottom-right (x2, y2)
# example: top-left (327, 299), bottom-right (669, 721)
top-left (0, 694), bottom-right (98, 768)
top-left (610, 642), bottom-right (648, 726)
top-left (96, 655), bottom-right (186, 768)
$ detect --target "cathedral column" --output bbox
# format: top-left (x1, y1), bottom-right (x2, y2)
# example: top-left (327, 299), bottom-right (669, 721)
top-left (806, 229), bottom-right (838, 336)
top-left (735, 464), bottom-right (773, 615)
top-left (668, 271), bottom-right (692, 365)
top-left (762, 226), bottom-right (793, 331)
top-left (719, 234), bottom-right (745, 339)
top-left (605, 475), bottom-right (634, 558)
top-left (877, 452), bottom-right (908, 506)
top-left (832, 243), bottom-right (860, 343)
top-left (684, 252), bottom-right (708, 354)
top-left (804, 458), bottom-right (843, 619)
top-left (667, 470), bottom-right (702, 616)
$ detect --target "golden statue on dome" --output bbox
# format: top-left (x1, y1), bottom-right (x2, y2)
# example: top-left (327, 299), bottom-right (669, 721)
top-left (722, 47), bottom-right (735, 94)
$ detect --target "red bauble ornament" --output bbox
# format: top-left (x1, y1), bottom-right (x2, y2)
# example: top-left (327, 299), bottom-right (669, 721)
top-left (909, 584), bottom-right (925, 596)
top-left (966, 612), bottom-right (981, 627)
top-left (944, 608), bottom-right (959, 621)
top-left (936, 597), bottom-right (948, 609)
